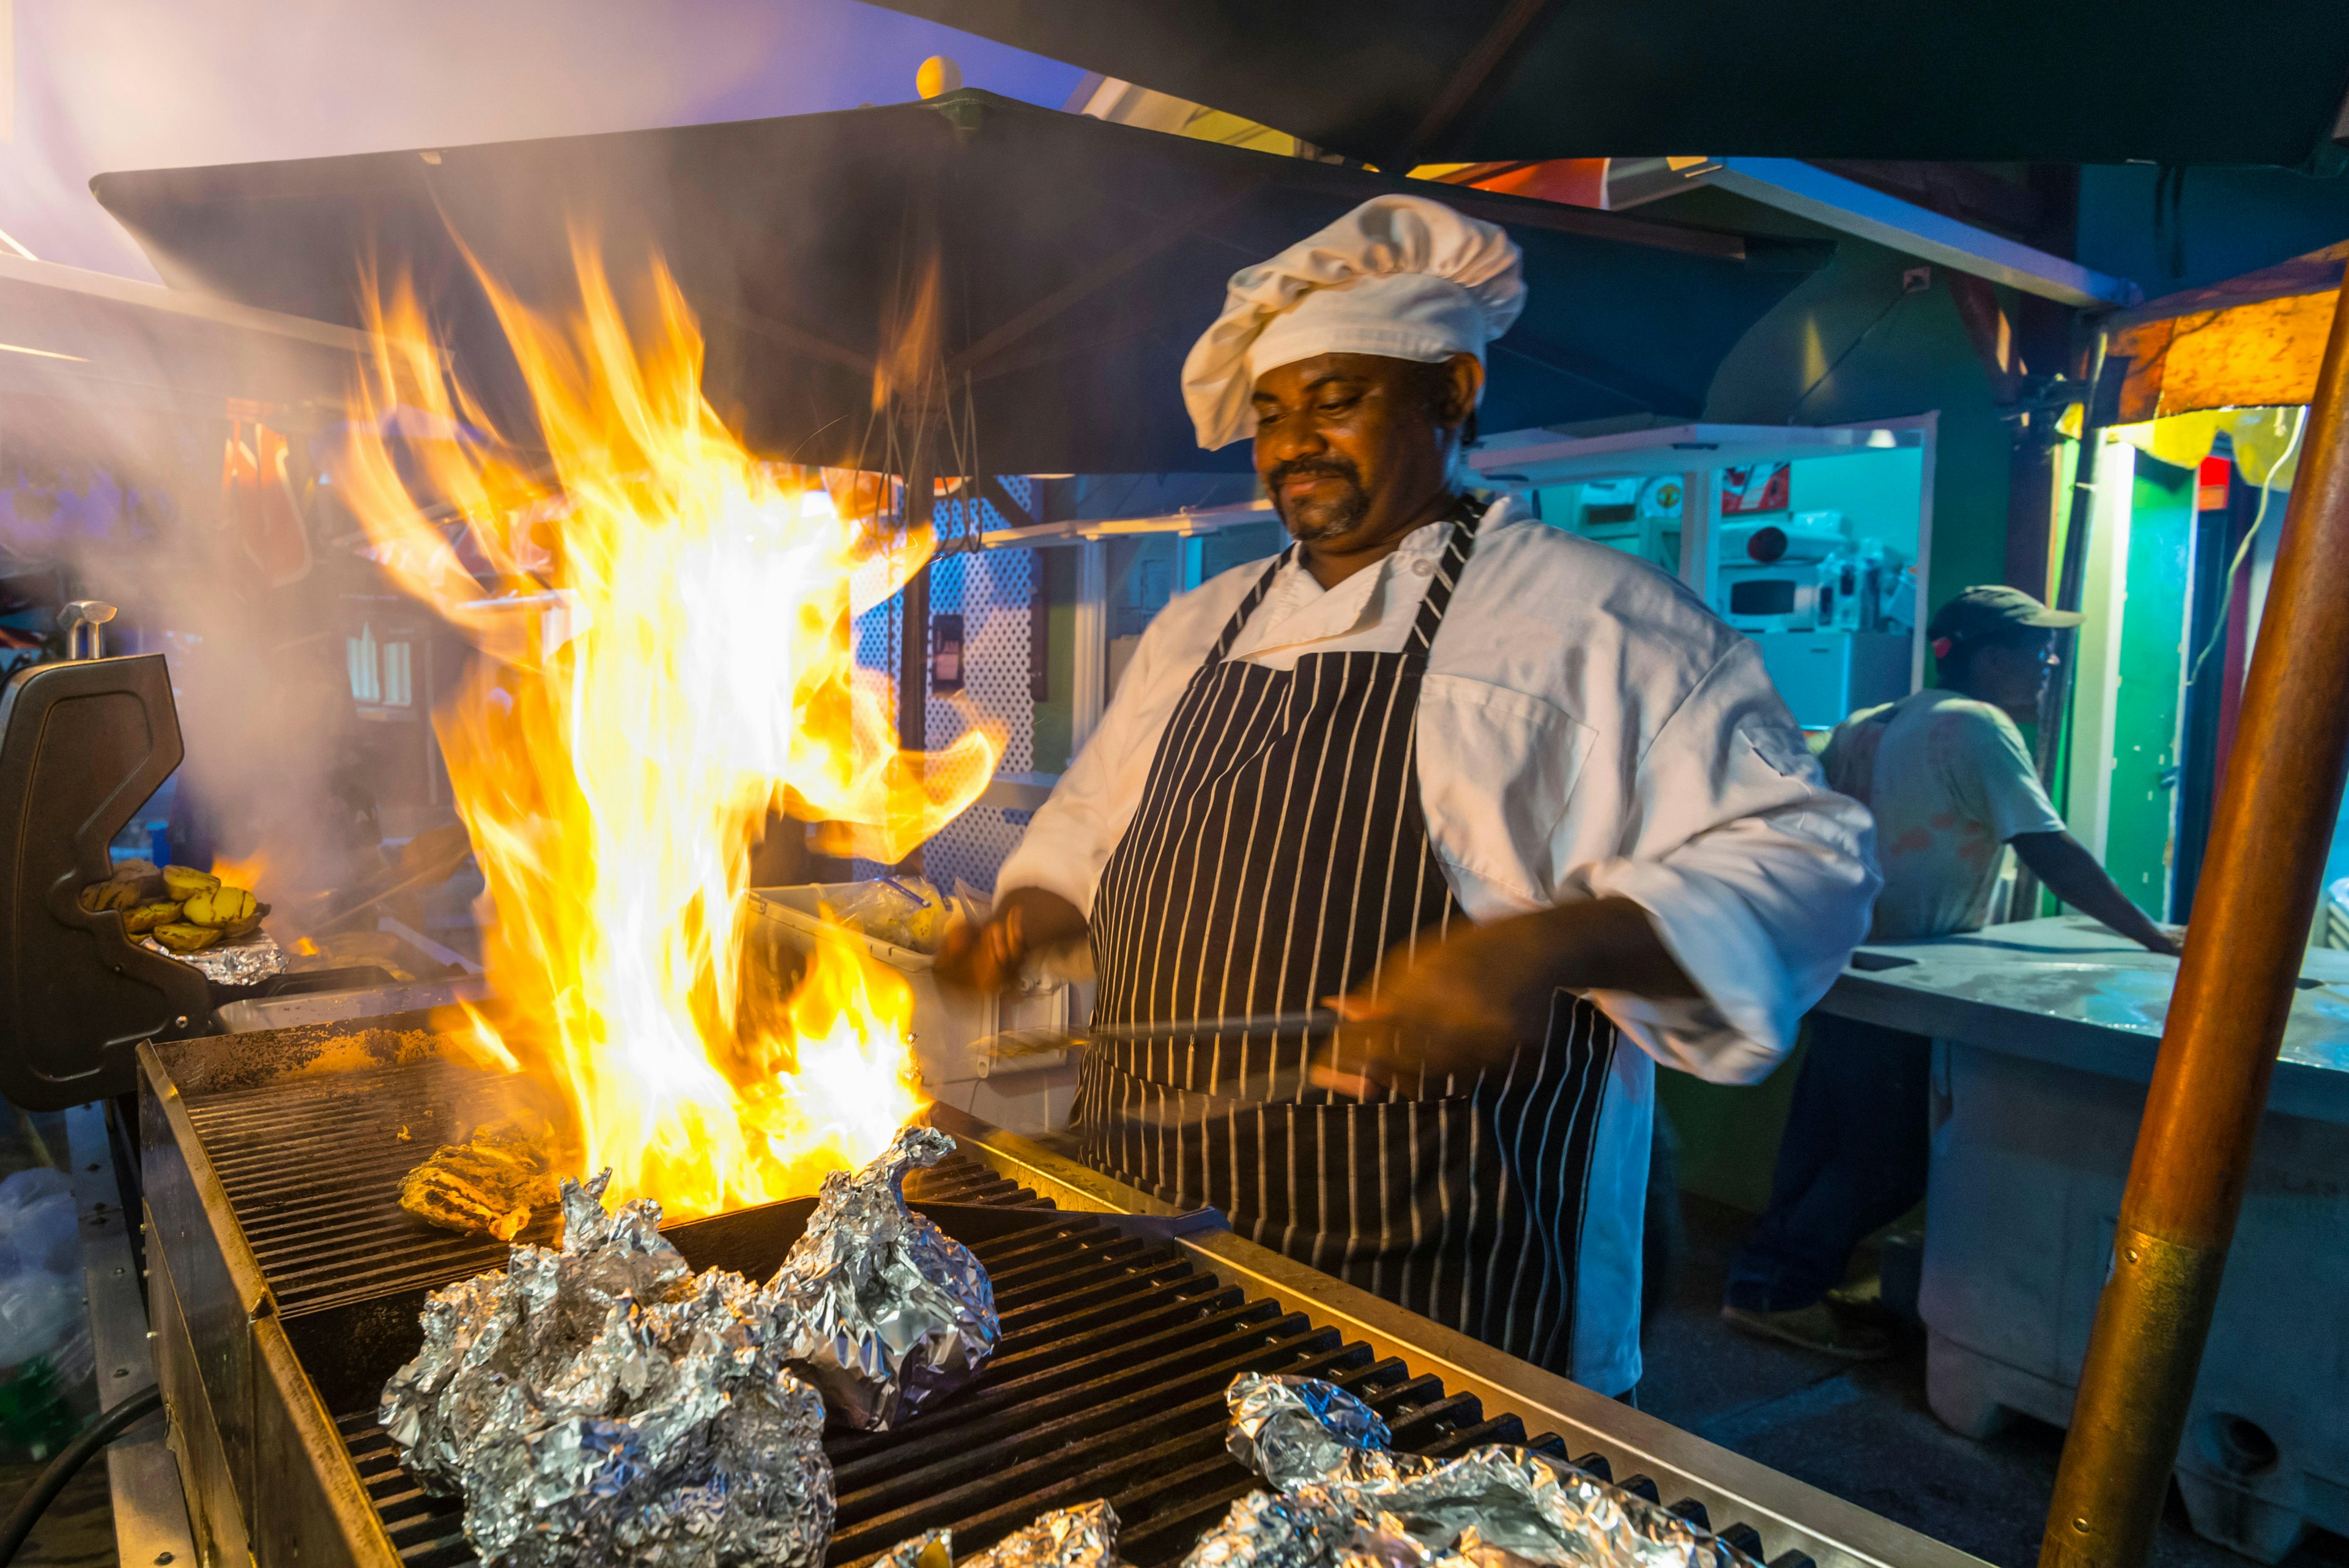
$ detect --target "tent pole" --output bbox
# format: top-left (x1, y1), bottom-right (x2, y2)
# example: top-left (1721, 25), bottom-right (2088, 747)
top-left (2039, 267), bottom-right (2349, 1568)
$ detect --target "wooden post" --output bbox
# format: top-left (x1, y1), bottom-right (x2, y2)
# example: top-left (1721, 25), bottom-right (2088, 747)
top-left (2039, 269), bottom-right (2349, 1568)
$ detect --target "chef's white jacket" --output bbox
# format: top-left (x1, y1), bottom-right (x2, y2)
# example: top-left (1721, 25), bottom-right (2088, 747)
top-left (996, 496), bottom-right (1880, 1391)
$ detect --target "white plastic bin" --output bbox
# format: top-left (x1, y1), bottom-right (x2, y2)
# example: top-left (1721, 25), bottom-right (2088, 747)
top-left (748, 883), bottom-right (1086, 1136)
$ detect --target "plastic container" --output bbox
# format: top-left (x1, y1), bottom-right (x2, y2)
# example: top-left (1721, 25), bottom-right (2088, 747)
top-left (749, 883), bottom-right (1086, 1135)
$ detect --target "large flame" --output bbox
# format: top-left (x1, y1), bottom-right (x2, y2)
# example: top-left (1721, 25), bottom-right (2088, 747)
top-left (337, 232), bottom-right (998, 1217)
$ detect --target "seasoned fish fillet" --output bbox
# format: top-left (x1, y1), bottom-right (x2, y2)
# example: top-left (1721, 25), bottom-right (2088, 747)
top-left (398, 1123), bottom-right (560, 1241)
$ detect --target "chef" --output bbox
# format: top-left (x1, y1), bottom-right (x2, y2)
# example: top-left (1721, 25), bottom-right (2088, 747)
top-left (941, 195), bottom-right (1879, 1395)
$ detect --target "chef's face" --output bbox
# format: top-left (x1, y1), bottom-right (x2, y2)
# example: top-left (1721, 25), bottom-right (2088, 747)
top-left (1252, 352), bottom-right (1482, 549)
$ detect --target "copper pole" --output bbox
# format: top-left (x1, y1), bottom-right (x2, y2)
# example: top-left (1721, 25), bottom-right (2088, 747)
top-left (2039, 269), bottom-right (2349, 1567)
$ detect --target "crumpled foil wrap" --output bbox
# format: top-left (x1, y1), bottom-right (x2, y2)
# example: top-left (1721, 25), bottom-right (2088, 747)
top-left (874, 1500), bottom-right (1124, 1568)
top-left (877, 1528), bottom-right (955, 1568)
top-left (1217, 1375), bottom-right (1749, 1568)
top-left (769, 1124), bottom-right (1000, 1430)
top-left (976, 1501), bottom-right (1127, 1568)
top-left (379, 1172), bottom-right (833, 1567)
top-left (142, 932), bottom-right (288, 985)
top-left (1182, 1487), bottom-right (1360, 1568)
top-left (1227, 1373), bottom-right (1393, 1489)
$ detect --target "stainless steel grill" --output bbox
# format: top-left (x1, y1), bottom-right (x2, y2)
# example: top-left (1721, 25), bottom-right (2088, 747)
top-left (139, 1017), bottom-right (1986, 1568)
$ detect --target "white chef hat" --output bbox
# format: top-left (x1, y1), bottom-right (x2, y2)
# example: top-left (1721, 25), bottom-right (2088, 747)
top-left (1180, 194), bottom-right (1526, 450)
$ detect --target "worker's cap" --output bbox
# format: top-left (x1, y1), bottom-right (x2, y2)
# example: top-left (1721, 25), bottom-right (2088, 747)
top-left (1926, 585), bottom-right (2085, 658)
top-left (1181, 195), bottom-right (1526, 450)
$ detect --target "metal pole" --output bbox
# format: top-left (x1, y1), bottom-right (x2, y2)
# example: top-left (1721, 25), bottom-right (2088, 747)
top-left (896, 463), bottom-right (933, 877)
top-left (2016, 336), bottom-right (2119, 917)
top-left (2039, 269), bottom-right (2349, 1568)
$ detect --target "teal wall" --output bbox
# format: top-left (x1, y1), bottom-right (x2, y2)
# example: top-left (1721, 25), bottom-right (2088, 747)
top-left (2077, 161), bottom-right (2349, 297)
top-left (1789, 447), bottom-right (1926, 562)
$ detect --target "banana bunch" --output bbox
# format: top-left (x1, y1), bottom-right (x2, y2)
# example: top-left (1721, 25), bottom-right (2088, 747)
top-left (77, 860), bottom-right (163, 913)
top-left (82, 862), bottom-right (269, 949)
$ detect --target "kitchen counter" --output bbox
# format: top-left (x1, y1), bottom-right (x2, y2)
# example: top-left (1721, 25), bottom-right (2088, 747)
top-left (1816, 914), bottom-right (2349, 1560)
top-left (1817, 913), bottom-right (2349, 1124)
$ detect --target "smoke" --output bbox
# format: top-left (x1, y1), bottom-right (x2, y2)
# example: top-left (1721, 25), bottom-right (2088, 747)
top-left (0, 351), bottom-right (401, 913)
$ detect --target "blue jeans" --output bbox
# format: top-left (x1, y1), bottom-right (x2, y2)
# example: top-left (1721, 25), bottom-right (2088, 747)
top-left (1723, 1013), bottom-right (1932, 1313)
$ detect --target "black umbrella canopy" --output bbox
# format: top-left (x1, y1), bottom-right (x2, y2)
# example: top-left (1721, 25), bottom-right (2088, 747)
top-left (91, 91), bottom-right (1828, 477)
top-left (867, 2), bottom-right (2349, 170)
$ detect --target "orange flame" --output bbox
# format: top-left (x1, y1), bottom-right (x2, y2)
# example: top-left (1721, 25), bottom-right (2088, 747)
top-left (206, 853), bottom-right (272, 899)
top-left (336, 231), bottom-right (998, 1217)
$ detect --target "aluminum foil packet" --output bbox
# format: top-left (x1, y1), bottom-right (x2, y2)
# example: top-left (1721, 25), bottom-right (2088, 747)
top-left (877, 1529), bottom-right (954, 1568)
top-left (875, 1501), bottom-right (1124, 1568)
top-left (767, 1124), bottom-right (1000, 1430)
top-left (967, 1500), bottom-right (1126, 1568)
top-left (1228, 1373), bottom-right (1395, 1490)
top-left (1182, 1487), bottom-right (1360, 1568)
top-left (143, 932), bottom-right (288, 986)
top-left (380, 1172), bottom-right (833, 1568)
top-left (1220, 1376), bottom-right (1748, 1568)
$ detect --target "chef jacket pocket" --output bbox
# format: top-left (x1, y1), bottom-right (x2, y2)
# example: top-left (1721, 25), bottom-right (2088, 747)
top-left (1416, 674), bottom-right (1596, 904)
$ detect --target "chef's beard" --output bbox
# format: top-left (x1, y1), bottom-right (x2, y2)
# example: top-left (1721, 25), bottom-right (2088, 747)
top-left (1267, 456), bottom-right (1371, 542)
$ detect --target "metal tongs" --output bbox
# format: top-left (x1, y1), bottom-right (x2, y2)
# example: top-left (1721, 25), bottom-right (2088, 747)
top-left (979, 1009), bottom-right (1341, 1060)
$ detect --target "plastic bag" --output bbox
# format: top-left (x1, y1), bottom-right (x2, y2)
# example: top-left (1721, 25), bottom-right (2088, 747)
top-left (825, 877), bottom-right (985, 956)
top-left (0, 1168), bottom-right (76, 1278)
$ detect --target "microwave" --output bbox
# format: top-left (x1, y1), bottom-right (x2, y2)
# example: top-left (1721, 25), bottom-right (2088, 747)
top-left (1720, 565), bottom-right (1821, 633)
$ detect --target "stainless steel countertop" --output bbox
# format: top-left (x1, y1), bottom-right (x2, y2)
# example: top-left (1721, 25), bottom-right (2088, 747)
top-left (1817, 915), bottom-right (2349, 1123)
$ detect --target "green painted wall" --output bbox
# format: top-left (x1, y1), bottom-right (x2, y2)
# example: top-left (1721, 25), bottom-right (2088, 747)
top-left (2107, 456), bottom-right (2193, 917)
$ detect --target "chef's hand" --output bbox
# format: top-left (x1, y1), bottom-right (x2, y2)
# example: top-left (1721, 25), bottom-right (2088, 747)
top-left (1320, 898), bottom-right (1697, 1093)
top-left (934, 886), bottom-right (1087, 994)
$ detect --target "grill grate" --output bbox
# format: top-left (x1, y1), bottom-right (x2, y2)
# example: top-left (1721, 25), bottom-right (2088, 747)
top-left (332, 1206), bottom-right (1575, 1568)
top-left (168, 1049), bottom-right (1733, 1568)
top-left (179, 1057), bottom-right (1044, 1318)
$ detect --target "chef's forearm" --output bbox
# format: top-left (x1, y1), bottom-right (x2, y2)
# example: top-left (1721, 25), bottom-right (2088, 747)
top-left (1523, 897), bottom-right (1699, 1000)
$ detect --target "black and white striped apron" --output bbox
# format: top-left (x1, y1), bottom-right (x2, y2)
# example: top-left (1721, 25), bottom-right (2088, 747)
top-left (1077, 505), bottom-right (1622, 1374)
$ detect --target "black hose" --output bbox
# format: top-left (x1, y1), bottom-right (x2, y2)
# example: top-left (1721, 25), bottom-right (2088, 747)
top-left (0, 1385), bottom-right (165, 1566)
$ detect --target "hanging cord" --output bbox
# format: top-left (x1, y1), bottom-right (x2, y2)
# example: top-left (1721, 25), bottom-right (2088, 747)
top-left (0, 1386), bottom-right (165, 1566)
top-left (2187, 407), bottom-right (2309, 686)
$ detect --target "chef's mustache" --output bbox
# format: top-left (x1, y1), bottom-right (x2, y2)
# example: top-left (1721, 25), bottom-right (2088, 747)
top-left (1266, 455), bottom-right (1366, 496)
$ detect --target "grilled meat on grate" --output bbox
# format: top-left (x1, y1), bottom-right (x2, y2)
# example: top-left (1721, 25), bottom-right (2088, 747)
top-left (396, 1120), bottom-right (562, 1241)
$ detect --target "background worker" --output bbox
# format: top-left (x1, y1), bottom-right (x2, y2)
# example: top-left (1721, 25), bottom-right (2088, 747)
top-left (1721, 585), bottom-right (2181, 1356)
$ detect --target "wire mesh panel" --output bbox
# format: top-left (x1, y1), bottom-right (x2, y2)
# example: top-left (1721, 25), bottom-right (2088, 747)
top-left (923, 548), bottom-right (1036, 894)
top-left (848, 531), bottom-right (1041, 892)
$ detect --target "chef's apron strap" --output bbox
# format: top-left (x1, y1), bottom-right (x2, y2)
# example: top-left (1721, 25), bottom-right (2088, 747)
top-left (1211, 547), bottom-right (1296, 661)
top-left (1409, 502), bottom-right (1487, 653)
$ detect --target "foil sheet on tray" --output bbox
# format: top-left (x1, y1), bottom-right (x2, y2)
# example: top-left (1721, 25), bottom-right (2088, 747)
top-left (769, 1123), bottom-right (1001, 1431)
top-left (1203, 1374), bottom-right (1754, 1568)
top-left (380, 1172), bottom-right (834, 1568)
top-left (141, 931), bottom-right (288, 986)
